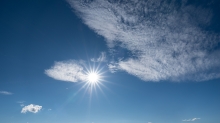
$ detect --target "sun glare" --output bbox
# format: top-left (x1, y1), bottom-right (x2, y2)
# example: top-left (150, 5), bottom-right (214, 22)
top-left (87, 72), bottom-right (100, 83)
top-left (79, 64), bottom-right (107, 97)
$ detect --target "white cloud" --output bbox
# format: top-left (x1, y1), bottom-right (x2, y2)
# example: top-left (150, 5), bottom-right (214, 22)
top-left (68, 0), bottom-right (220, 82)
top-left (182, 118), bottom-right (201, 122)
top-left (21, 104), bottom-right (42, 113)
top-left (108, 63), bottom-right (119, 73)
top-left (91, 52), bottom-right (107, 62)
top-left (0, 91), bottom-right (13, 95)
top-left (45, 60), bottom-right (87, 82)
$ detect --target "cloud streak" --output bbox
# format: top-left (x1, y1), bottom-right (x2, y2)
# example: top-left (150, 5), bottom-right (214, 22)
top-left (0, 91), bottom-right (13, 95)
top-left (21, 104), bottom-right (42, 113)
top-left (68, 0), bottom-right (220, 82)
top-left (182, 118), bottom-right (201, 122)
top-left (45, 60), bottom-right (87, 82)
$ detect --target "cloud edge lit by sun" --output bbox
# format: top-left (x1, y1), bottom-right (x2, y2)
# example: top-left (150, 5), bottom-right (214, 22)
top-left (67, 0), bottom-right (220, 82)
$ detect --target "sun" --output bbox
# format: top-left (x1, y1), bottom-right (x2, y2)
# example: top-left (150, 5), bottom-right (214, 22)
top-left (87, 72), bottom-right (100, 83)
top-left (74, 64), bottom-right (108, 100)
top-left (87, 72), bottom-right (100, 84)
top-left (81, 64), bottom-right (106, 96)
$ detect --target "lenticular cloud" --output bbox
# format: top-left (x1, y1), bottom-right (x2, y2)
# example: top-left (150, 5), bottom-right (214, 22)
top-left (68, 0), bottom-right (220, 82)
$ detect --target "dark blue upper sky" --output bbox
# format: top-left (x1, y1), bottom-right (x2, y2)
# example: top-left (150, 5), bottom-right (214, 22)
top-left (0, 0), bottom-right (220, 123)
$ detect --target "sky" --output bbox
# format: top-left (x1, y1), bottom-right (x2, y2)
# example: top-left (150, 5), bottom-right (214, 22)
top-left (0, 0), bottom-right (220, 123)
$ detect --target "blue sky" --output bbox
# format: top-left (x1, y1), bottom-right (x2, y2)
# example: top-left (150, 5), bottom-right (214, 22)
top-left (0, 0), bottom-right (220, 123)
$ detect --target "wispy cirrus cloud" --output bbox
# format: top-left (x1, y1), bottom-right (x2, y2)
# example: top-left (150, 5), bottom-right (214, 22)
top-left (68, 0), bottom-right (220, 82)
top-left (91, 52), bottom-right (107, 62)
top-left (17, 101), bottom-right (25, 107)
top-left (182, 118), bottom-right (201, 122)
top-left (45, 60), bottom-right (87, 82)
top-left (0, 91), bottom-right (13, 95)
top-left (21, 104), bottom-right (42, 114)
